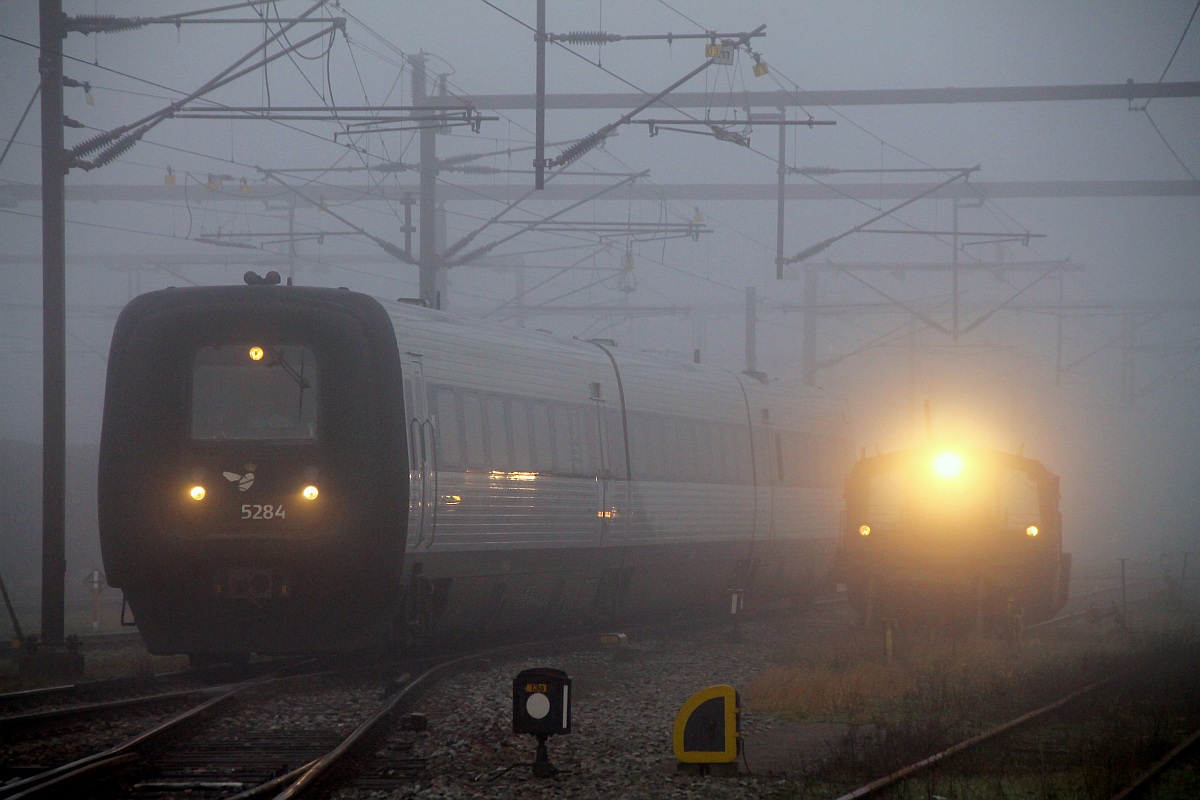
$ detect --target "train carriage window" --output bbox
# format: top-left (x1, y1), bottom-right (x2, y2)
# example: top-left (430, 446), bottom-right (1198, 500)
top-left (648, 415), bottom-right (669, 480)
top-left (722, 424), bottom-right (751, 485)
top-left (510, 398), bottom-right (532, 470)
top-left (691, 422), bottom-right (708, 483)
top-left (814, 435), bottom-right (842, 488)
top-left (580, 405), bottom-right (600, 475)
top-left (462, 392), bottom-right (486, 469)
top-left (745, 426), bottom-right (763, 485)
top-left (191, 344), bottom-right (320, 441)
top-left (552, 405), bottom-right (576, 475)
top-left (700, 421), bottom-right (718, 483)
top-left (677, 419), bottom-right (698, 482)
top-left (606, 408), bottom-right (627, 479)
top-left (627, 412), bottom-right (650, 478)
top-left (774, 432), bottom-right (787, 485)
top-left (570, 408), bottom-right (592, 475)
top-left (531, 401), bottom-right (554, 472)
top-left (793, 433), bottom-right (813, 487)
top-left (712, 424), bottom-right (731, 482)
top-left (484, 394), bottom-right (511, 471)
top-left (433, 388), bottom-right (462, 468)
top-left (661, 416), bottom-right (680, 481)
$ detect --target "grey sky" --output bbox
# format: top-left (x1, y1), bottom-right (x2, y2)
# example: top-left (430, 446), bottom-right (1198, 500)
top-left (0, 1), bottom-right (1197, 559)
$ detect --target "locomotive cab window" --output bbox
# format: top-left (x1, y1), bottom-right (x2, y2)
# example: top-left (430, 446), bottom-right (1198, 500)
top-left (191, 344), bottom-right (320, 440)
top-left (1001, 470), bottom-right (1040, 529)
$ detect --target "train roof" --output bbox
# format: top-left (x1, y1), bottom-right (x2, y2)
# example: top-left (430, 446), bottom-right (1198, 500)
top-left (114, 283), bottom-right (845, 428)
top-left (848, 445), bottom-right (1057, 481)
top-left (379, 295), bottom-right (843, 426)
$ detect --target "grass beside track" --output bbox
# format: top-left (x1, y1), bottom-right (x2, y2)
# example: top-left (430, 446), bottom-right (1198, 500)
top-left (746, 602), bottom-right (1200, 798)
top-left (0, 647), bottom-right (188, 692)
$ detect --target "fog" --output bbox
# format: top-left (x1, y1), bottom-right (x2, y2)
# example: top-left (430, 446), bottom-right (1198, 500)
top-left (1, 2), bottom-right (1197, 600)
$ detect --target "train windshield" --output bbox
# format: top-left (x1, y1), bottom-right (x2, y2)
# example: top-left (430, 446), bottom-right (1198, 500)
top-left (191, 344), bottom-right (320, 440)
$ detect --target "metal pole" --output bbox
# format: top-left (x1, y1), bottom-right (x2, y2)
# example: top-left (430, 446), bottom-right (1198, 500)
top-left (952, 199), bottom-right (960, 340)
top-left (1121, 314), bottom-right (1135, 402)
top-left (1055, 274), bottom-right (1064, 386)
top-left (774, 108), bottom-right (786, 280)
top-left (801, 268), bottom-right (818, 385)
top-left (404, 196), bottom-right (413, 258)
top-left (744, 286), bottom-right (757, 374)
top-left (39, 0), bottom-right (67, 647)
top-left (534, 0), bottom-right (546, 189)
top-left (1, 570), bottom-right (25, 643)
top-left (411, 54), bottom-right (439, 308)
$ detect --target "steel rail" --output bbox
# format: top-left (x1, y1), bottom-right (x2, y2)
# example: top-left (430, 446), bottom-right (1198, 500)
top-left (0, 671), bottom-right (280, 799)
top-left (1111, 724), bottom-right (1200, 800)
top-left (271, 633), bottom-right (604, 799)
top-left (831, 677), bottom-right (1113, 800)
top-left (0, 668), bottom-right (192, 710)
top-left (0, 685), bottom-right (224, 731)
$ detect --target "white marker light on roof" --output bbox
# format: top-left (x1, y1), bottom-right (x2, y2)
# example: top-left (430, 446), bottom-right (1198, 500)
top-left (932, 451), bottom-right (964, 479)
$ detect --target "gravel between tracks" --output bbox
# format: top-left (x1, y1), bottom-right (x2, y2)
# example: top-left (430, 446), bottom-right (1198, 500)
top-left (336, 602), bottom-right (853, 800)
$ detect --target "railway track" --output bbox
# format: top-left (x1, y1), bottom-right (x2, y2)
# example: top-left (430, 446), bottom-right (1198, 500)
top-left (14, 594), bottom-right (1187, 799)
top-left (0, 667), bottom-right (301, 799)
top-left (0, 634), bottom-right (601, 800)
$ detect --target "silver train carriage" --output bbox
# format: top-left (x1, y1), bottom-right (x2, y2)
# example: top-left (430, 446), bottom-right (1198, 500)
top-left (98, 284), bottom-right (849, 659)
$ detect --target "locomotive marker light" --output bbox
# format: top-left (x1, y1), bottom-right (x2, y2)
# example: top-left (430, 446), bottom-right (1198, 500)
top-left (1026, 525), bottom-right (1039, 537)
top-left (302, 485), bottom-right (319, 501)
top-left (512, 667), bottom-right (571, 778)
top-left (859, 524), bottom-right (871, 537)
top-left (189, 485), bottom-right (206, 501)
top-left (248, 346), bottom-right (264, 361)
top-left (673, 684), bottom-right (740, 773)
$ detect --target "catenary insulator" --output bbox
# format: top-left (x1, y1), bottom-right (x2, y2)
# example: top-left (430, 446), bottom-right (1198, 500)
top-left (550, 130), bottom-right (608, 168)
top-left (88, 131), bottom-right (143, 171)
top-left (70, 130), bottom-right (121, 159)
top-left (560, 30), bottom-right (621, 45)
top-left (69, 15), bottom-right (147, 34)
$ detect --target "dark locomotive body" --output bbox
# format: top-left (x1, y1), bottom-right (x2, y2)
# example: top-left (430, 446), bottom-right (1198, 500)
top-left (99, 284), bottom-right (848, 659)
top-left (836, 447), bottom-right (1071, 628)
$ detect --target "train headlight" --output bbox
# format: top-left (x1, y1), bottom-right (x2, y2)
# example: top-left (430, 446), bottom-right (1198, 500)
top-left (932, 451), bottom-right (964, 479)
top-left (248, 346), bottom-right (265, 361)
top-left (859, 524), bottom-right (871, 537)
top-left (302, 485), bottom-right (319, 501)
top-left (189, 485), bottom-right (206, 501)
top-left (1026, 525), bottom-right (1039, 537)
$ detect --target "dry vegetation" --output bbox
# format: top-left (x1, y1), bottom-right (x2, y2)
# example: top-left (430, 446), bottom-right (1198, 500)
top-left (0, 646), bottom-right (188, 692)
top-left (746, 603), bottom-right (1200, 798)
top-left (745, 622), bottom-right (1126, 726)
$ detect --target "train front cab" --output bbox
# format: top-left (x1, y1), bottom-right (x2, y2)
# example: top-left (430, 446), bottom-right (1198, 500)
top-left (99, 287), bottom-right (407, 657)
top-left (838, 448), bottom-right (1068, 626)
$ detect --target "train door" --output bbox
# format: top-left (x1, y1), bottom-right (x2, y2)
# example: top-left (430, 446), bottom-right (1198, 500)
top-left (402, 353), bottom-right (435, 549)
top-left (590, 388), bottom-right (612, 544)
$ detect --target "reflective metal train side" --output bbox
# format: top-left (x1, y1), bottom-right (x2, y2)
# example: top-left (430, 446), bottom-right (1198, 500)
top-left (387, 298), bottom-right (850, 640)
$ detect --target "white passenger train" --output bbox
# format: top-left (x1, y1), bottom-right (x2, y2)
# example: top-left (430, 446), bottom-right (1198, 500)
top-left (99, 282), bottom-right (848, 662)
